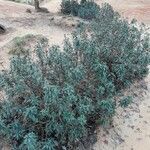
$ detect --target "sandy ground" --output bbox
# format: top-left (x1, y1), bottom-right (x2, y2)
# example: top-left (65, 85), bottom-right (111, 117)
top-left (96, 0), bottom-right (150, 25)
top-left (0, 0), bottom-right (150, 150)
top-left (0, 0), bottom-right (73, 70)
top-left (93, 70), bottom-right (150, 150)
top-left (0, 0), bottom-right (81, 47)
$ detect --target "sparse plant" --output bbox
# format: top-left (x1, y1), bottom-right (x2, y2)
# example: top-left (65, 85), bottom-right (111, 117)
top-left (8, 36), bottom-right (29, 55)
top-left (119, 96), bottom-right (133, 108)
top-left (8, 34), bottom-right (48, 55)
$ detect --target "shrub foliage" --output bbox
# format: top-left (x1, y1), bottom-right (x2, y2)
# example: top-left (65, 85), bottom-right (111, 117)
top-left (61, 0), bottom-right (100, 20)
top-left (61, 0), bottom-right (80, 16)
top-left (78, 0), bottom-right (100, 19)
top-left (0, 3), bottom-right (150, 150)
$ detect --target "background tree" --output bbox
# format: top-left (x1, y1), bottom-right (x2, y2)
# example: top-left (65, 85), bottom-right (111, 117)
top-left (33, 0), bottom-right (49, 12)
top-left (34, 0), bottom-right (40, 11)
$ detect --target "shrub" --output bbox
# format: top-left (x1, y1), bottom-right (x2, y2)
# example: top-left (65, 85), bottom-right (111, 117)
top-left (78, 1), bottom-right (100, 20)
top-left (0, 3), bottom-right (149, 150)
top-left (60, 0), bottom-right (80, 16)
top-left (61, 0), bottom-right (100, 20)
top-left (8, 36), bottom-right (28, 55)
top-left (90, 3), bottom-right (150, 88)
top-left (119, 96), bottom-right (133, 108)
top-left (61, 0), bottom-right (72, 15)
top-left (80, 0), bottom-right (86, 4)
top-left (71, 0), bottom-right (80, 16)
top-left (0, 44), bottom-right (94, 149)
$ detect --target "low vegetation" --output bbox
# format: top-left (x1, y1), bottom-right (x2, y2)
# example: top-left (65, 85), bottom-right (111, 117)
top-left (8, 34), bottom-right (48, 55)
top-left (61, 0), bottom-right (100, 20)
top-left (0, 3), bottom-right (149, 150)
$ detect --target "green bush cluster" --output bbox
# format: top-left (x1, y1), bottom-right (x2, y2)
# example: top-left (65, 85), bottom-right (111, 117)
top-left (0, 3), bottom-right (149, 150)
top-left (61, 0), bottom-right (100, 20)
top-left (61, 0), bottom-right (80, 16)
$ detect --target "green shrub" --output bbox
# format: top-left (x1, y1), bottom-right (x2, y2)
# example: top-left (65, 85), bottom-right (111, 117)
top-left (119, 96), bottom-right (133, 108)
top-left (91, 3), bottom-right (150, 88)
top-left (80, 0), bottom-right (86, 4)
top-left (0, 3), bottom-right (149, 150)
top-left (60, 0), bottom-right (80, 16)
top-left (61, 0), bottom-right (72, 14)
top-left (60, 0), bottom-right (100, 20)
top-left (78, 1), bottom-right (100, 20)
top-left (71, 0), bottom-right (80, 16)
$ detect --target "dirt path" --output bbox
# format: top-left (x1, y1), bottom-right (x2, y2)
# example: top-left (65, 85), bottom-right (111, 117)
top-left (0, 0), bottom-right (150, 150)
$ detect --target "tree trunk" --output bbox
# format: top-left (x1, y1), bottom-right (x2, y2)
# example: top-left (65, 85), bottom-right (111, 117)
top-left (34, 0), bottom-right (49, 13)
top-left (34, 0), bottom-right (40, 11)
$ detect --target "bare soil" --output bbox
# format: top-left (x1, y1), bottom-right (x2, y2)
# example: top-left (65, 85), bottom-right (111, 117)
top-left (0, 0), bottom-right (150, 150)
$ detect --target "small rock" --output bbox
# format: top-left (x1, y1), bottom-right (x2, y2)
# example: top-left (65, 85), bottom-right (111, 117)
top-left (136, 128), bottom-right (141, 132)
top-left (0, 24), bottom-right (6, 34)
top-left (137, 137), bottom-right (142, 141)
top-left (105, 130), bottom-right (109, 135)
top-left (118, 137), bottom-right (125, 143)
top-left (26, 9), bottom-right (32, 13)
top-left (140, 82), bottom-right (148, 90)
top-left (144, 121), bottom-right (148, 124)
top-left (147, 110), bottom-right (150, 113)
top-left (130, 125), bottom-right (135, 129)
top-left (50, 17), bottom-right (54, 21)
top-left (133, 93), bottom-right (138, 97)
top-left (103, 140), bottom-right (108, 145)
top-left (139, 115), bottom-right (143, 118)
top-left (71, 24), bottom-right (75, 27)
top-left (36, 7), bottom-right (49, 13)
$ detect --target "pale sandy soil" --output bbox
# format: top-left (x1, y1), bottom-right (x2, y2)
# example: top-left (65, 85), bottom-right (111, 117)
top-left (0, 0), bottom-right (150, 150)
top-left (0, 0), bottom-right (74, 70)
top-left (93, 70), bottom-right (150, 150)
